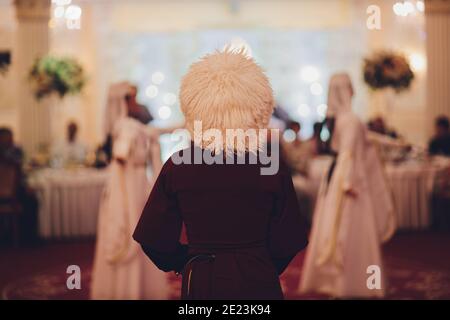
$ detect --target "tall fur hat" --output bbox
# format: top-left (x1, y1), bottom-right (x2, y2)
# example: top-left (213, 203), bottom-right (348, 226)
top-left (179, 48), bottom-right (275, 153)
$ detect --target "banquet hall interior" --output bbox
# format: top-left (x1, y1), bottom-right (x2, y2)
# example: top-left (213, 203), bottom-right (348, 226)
top-left (0, 0), bottom-right (450, 300)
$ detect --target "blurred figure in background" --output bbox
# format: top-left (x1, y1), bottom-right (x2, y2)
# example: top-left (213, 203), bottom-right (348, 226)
top-left (52, 121), bottom-right (87, 167)
top-left (300, 73), bottom-right (395, 298)
top-left (282, 121), bottom-right (309, 175)
top-left (368, 116), bottom-right (398, 139)
top-left (304, 122), bottom-right (327, 156)
top-left (91, 82), bottom-right (168, 300)
top-left (95, 85), bottom-right (153, 167)
top-left (287, 120), bottom-right (301, 139)
top-left (429, 115), bottom-right (450, 156)
top-left (125, 85), bottom-right (153, 124)
top-left (0, 127), bottom-right (23, 166)
top-left (0, 127), bottom-right (38, 246)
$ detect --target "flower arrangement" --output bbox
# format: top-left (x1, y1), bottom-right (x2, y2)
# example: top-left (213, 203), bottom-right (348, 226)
top-left (363, 51), bottom-right (414, 92)
top-left (29, 56), bottom-right (86, 100)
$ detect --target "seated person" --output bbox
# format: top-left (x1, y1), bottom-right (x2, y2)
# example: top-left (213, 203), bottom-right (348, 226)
top-left (0, 127), bottom-right (38, 245)
top-left (0, 127), bottom-right (24, 166)
top-left (368, 116), bottom-right (398, 138)
top-left (429, 115), bottom-right (450, 156)
top-left (52, 121), bottom-right (87, 166)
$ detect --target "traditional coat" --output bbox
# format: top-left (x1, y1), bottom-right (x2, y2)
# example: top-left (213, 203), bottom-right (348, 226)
top-left (133, 146), bottom-right (308, 299)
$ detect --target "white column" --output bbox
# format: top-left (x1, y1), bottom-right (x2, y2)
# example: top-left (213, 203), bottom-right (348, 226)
top-left (425, 0), bottom-right (450, 135)
top-left (14, 0), bottom-right (51, 155)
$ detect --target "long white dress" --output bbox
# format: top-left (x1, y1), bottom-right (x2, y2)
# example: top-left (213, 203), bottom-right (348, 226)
top-left (91, 117), bottom-right (169, 299)
top-left (299, 110), bottom-right (396, 298)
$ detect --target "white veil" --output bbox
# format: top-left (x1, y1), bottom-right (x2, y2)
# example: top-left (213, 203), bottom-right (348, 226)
top-left (326, 73), bottom-right (353, 118)
top-left (326, 72), bottom-right (396, 243)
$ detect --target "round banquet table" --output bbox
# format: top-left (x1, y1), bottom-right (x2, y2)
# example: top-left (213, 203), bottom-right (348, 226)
top-left (28, 168), bottom-right (109, 238)
top-left (385, 159), bottom-right (449, 229)
top-left (293, 156), bottom-right (450, 230)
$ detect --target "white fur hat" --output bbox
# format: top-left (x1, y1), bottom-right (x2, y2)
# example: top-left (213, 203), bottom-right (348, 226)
top-left (179, 49), bottom-right (275, 153)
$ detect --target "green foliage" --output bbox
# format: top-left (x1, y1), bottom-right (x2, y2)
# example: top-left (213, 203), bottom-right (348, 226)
top-left (29, 55), bottom-right (86, 100)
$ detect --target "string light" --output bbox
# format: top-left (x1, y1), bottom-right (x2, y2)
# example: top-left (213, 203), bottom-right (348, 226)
top-left (409, 53), bottom-right (426, 72)
top-left (158, 106), bottom-right (172, 120)
top-left (53, 6), bottom-right (65, 18)
top-left (163, 92), bottom-right (177, 106)
top-left (52, 0), bottom-right (71, 5)
top-left (48, 18), bottom-right (56, 29)
top-left (283, 129), bottom-right (297, 143)
top-left (51, 1), bottom-right (81, 30)
top-left (416, 1), bottom-right (424, 12)
top-left (310, 83), bottom-right (323, 96)
top-left (300, 66), bottom-right (320, 83)
top-left (403, 1), bottom-right (415, 15)
top-left (317, 104), bottom-right (327, 119)
top-left (145, 85), bottom-right (158, 98)
top-left (298, 104), bottom-right (311, 118)
top-left (152, 72), bottom-right (165, 85)
top-left (65, 5), bottom-right (82, 20)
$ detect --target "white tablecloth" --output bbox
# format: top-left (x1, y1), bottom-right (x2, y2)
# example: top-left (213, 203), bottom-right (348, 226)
top-left (294, 156), bottom-right (450, 230)
top-left (28, 168), bottom-right (109, 238)
top-left (385, 161), bottom-right (446, 229)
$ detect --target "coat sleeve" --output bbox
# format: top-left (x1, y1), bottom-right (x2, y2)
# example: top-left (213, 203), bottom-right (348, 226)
top-left (133, 160), bottom-right (187, 272)
top-left (269, 163), bottom-right (309, 274)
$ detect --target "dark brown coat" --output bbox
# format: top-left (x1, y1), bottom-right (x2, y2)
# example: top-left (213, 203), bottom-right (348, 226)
top-left (133, 145), bottom-right (308, 299)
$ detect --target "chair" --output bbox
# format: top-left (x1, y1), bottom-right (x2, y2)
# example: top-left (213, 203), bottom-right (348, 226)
top-left (0, 161), bottom-right (22, 246)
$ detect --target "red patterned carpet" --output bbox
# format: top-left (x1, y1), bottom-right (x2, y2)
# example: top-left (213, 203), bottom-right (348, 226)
top-left (1, 231), bottom-right (450, 300)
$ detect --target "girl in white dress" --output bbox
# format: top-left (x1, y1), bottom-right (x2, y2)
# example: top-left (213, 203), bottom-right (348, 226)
top-left (299, 74), bottom-right (396, 298)
top-left (91, 82), bottom-right (169, 299)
